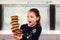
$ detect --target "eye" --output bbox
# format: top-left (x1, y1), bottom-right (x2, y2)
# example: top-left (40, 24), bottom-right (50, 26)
top-left (27, 16), bottom-right (29, 18)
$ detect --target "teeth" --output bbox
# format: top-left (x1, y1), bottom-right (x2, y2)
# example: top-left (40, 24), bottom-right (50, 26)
top-left (11, 15), bottom-right (23, 37)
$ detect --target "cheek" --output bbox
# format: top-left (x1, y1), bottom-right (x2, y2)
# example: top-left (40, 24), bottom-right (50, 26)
top-left (31, 18), bottom-right (37, 22)
top-left (27, 18), bottom-right (28, 20)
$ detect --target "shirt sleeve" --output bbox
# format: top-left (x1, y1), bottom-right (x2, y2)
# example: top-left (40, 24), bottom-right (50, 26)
top-left (28, 27), bottom-right (42, 40)
top-left (20, 24), bottom-right (28, 40)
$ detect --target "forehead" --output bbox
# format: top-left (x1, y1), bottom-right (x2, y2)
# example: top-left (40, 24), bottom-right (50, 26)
top-left (27, 11), bottom-right (36, 16)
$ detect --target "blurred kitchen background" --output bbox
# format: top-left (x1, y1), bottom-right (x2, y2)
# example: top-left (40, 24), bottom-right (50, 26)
top-left (0, 0), bottom-right (60, 40)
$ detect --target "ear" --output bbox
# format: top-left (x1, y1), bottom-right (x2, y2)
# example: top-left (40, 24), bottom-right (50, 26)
top-left (36, 17), bottom-right (39, 21)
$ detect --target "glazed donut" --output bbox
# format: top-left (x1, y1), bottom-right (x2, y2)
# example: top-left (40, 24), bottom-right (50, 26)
top-left (11, 16), bottom-right (18, 18)
top-left (11, 21), bottom-right (18, 24)
top-left (11, 20), bottom-right (18, 22)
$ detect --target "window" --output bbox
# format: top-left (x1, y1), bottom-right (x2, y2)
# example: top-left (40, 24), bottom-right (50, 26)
top-left (3, 4), bottom-right (50, 34)
top-left (55, 5), bottom-right (60, 30)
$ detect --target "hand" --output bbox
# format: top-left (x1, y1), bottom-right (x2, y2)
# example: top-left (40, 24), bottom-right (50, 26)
top-left (10, 34), bottom-right (23, 40)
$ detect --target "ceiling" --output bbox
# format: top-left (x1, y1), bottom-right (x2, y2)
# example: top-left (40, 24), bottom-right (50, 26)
top-left (0, 0), bottom-right (60, 4)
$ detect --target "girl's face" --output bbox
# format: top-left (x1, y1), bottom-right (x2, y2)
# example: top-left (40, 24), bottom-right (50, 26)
top-left (27, 11), bottom-right (39, 26)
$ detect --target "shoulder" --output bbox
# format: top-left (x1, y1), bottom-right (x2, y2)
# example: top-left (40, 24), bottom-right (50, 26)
top-left (20, 24), bottom-right (27, 29)
top-left (36, 25), bottom-right (42, 31)
top-left (36, 24), bottom-right (42, 28)
top-left (21, 24), bottom-right (27, 27)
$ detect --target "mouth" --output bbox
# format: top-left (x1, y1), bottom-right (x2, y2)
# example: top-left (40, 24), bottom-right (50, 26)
top-left (28, 21), bottom-right (32, 23)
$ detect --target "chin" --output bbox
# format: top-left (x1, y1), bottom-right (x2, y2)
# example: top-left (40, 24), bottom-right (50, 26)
top-left (28, 23), bottom-right (32, 26)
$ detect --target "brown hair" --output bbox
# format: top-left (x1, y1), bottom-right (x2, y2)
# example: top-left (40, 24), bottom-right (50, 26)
top-left (29, 8), bottom-right (41, 25)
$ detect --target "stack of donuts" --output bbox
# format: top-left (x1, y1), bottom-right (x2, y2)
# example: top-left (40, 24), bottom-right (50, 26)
top-left (11, 15), bottom-right (23, 37)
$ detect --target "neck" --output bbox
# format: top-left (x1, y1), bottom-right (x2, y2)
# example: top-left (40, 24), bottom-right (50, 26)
top-left (28, 23), bottom-right (37, 27)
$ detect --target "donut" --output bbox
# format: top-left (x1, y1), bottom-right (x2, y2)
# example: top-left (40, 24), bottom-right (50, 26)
top-left (11, 16), bottom-right (18, 18)
top-left (11, 22), bottom-right (19, 25)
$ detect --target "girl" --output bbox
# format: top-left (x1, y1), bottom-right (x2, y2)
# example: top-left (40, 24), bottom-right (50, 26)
top-left (11, 8), bottom-right (42, 40)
